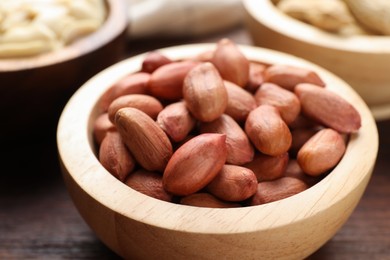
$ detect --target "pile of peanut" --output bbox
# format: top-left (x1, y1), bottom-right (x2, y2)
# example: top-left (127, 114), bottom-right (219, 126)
top-left (275, 0), bottom-right (390, 36)
top-left (0, 0), bottom-right (106, 58)
top-left (93, 38), bottom-right (361, 208)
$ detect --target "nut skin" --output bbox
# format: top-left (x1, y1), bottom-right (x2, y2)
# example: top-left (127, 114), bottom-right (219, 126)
top-left (245, 105), bottom-right (292, 156)
top-left (180, 193), bottom-right (241, 208)
top-left (297, 128), bottom-right (346, 176)
top-left (283, 159), bottom-right (320, 186)
top-left (115, 107), bottom-right (173, 172)
top-left (244, 152), bottom-right (289, 182)
top-left (98, 72), bottom-right (150, 112)
top-left (124, 169), bottom-right (173, 202)
top-left (183, 62), bottom-right (228, 122)
top-left (246, 62), bottom-right (267, 93)
top-left (224, 80), bottom-right (257, 122)
top-left (141, 51), bottom-right (172, 73)
top-left (162, 133), bottom-right (227, 196)
top-left (107, 94), bottom-right (163, 122)
top-left (254, 82), bottom-right (301, 124)
top-left (200, 114), bottom-right (254, 165)
top-left (295, 83), bottom-right (361, 133)
top-left (93, 113), bottom-right (115, 145)
top-left (157, 101), bottom-right (196, 142)
top-left (99, 131), bottom-right (135, 182)
top-left (264, 64), bottom-right (325, 91)
top-left (289, 127), bottom-right (322, 156)
top-left (207, 165), bottom-right (258, 202)
top-left (249, 177), bottom-right (309, 205)
top-left (148, 60), bottom-right (199, 101)
top-left (212, 38), bottom-right (250, 87)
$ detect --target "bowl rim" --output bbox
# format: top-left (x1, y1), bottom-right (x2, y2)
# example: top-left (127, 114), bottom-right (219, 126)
top-left (243, 0), bottom-right (390, 53)
top-left (57, 43), bottom-right (378, 234)
top-left (0, 0), bottom-right (127, 71)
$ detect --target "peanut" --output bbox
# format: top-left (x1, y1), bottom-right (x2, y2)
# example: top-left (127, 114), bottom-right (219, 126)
top-left (163, 133), bottom-right (227, 196)
top-left (148, 60), bottom-right (199, 100)
top-left (124, 169), bottom-right (173, 202)
top-left (207, 165), bottom-right (258, 202)
top-left (180, 193), bottom-right (241, 208)
top-left (250, 177), bottom-right (308, 205)
top-left (107, 94), bottom-right (163, 122)
top-left (244, 152), bottom-right (289, 182)
top-left (200, 114), bottom-right (254, 165)
top-left (297, 128), bottom-right (346, 176)
top-left (115, 107), bottom-right (173, 172)
top-left (224, 80), bottom-right (257, 122)
top-left (264, 64), bottom-right (325, 91)
top-left (245, 105), bottom-right (292, 156)
top-left (183, 62), bottom-right (228, 122)
top-left (141, 51), bottom-right (172, 73)
top-left (211, 38), bottom-right (250, 87)
top-left (254, 82), bottom-right (301, 124)
top-left (99, 72), bottom-right (150, 112)
top-left (295, 83), bottom-right (361, 133)
top-left (99, 131), bottom-right (135, 181)
top-left (157, 101), bottom-right (196, 143)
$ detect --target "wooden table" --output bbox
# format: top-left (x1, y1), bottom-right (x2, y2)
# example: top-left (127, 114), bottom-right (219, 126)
top-left (1, 25), bottom-right (389, 260)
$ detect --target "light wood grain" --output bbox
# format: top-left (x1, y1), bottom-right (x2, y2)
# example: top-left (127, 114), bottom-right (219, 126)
top-left (243, 0), bottom-right (390, 120)
top-left (57, 44), bottom-right (378, 259)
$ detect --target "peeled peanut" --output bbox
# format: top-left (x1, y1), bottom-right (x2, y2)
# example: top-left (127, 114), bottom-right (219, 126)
top-left (108, 94), bottom-right (163, 122)
top-left (93, 113), bottom-right (115, 145)
top-left (295, 83), bottom-right (361, 133)
top-left (141, 51), bottom-right (172, 73)
top-left (244, 152), bottom-right (289, 182)
top-left (99, 131), bottom-right (135, 181)
top-left (207, 165), bottom-right (258, 202)
top-left (290, 127), bottom-right (322, 156)
top-left (245, 105), bottom-right (292, 156)
top-left (212, 38), bottom-right (250, 87)
top-left (115, 108), bottom-right (173, 172)
top-left (148, 60), bottom-right (199, 100)
top-left (250, 177), bottom-right (308, 205)
top-left (283, 159), bottom-right (320, 186)
top-left (183, 62), bottom-right (228, 122)
top-left (264, 64), bottom-right (325, 91)
top-left (180, 193), bottom-right (241, 208)
top-left (157, 101), bottom-right (196, 142)
top-left (246, 62), bottom-right (267, 93)
top-left (163, 133), bottom-right (227, 196)
top-left (99, 72), bottom-right (150, 112)
top-left (224, 80), bottom-right (257, 122)
top-left (255, 82), bottom-right (301, 124)
top-left (297, 128), bottom-right (346, 176)
top-left (200, 114), bottom-right (254, 165)
top-left (124, 169), bottom-right (173, 202)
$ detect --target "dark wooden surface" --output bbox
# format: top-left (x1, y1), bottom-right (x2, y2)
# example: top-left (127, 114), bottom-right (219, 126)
top-left (1, 25), bottom-right (389, 260)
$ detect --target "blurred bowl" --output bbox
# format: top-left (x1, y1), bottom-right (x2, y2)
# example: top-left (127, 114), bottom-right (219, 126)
top-left (57, 43), bottom-right (378, 259)
top-left (243, 0), bottom-right (390, 120)
top-left (0, 0), bottom-right (127, 139)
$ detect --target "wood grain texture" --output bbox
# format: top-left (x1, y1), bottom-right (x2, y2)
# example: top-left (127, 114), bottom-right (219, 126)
top-left (57, 41), bottom-right (377, 259)
top-left (1, 26), bottom-right (388, 260)
top-left (243, 0), bottom-right (390, 120)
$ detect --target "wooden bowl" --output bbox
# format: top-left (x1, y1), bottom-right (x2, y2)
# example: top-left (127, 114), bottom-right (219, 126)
top-left (0, 0), bottom-right (127, 139)
top-left (57, 44), bottom-right (378, 259)
top-left (243, 0), bottom-right (390, 120)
